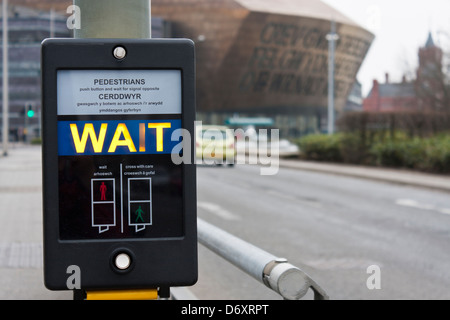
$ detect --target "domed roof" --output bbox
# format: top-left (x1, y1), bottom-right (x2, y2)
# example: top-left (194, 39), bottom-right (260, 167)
top-left (234, 0), bottom-right (360, 26)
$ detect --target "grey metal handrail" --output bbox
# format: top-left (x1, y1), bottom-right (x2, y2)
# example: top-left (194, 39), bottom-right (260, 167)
top-left (196, 218), bottom-right (329, 300)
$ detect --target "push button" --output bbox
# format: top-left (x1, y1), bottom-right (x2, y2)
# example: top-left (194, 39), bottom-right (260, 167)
top-left (110, 248), bottom-right (134, 274)
top-left (115, 253), bottom-right (131, 270)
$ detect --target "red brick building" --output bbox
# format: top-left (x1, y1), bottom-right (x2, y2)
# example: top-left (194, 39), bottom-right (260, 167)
top-left (363, 74), bottom-right (418, 112)
top-left (363, 33), bottom-right (444, 112)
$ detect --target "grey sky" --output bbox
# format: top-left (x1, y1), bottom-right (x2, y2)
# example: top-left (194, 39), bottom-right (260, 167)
top-left (322, 0), bottom-right (450, 96)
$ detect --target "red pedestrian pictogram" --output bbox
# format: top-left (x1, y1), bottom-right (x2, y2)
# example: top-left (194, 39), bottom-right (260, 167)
top-left (100, 182), bottom-right (107, 201)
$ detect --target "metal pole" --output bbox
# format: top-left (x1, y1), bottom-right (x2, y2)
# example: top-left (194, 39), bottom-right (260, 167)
top-left (326, 20), bottom-right (339, 135)
top-left (197, 218), bottom-right (328, 300)
top-left (2, 0), bottom-right (9, 156)
top-left (73, 0), bottom-right (151, 39)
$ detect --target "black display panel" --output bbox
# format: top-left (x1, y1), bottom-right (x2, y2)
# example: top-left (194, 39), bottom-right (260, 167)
top-left (56, 68), bottom-right (184, 240)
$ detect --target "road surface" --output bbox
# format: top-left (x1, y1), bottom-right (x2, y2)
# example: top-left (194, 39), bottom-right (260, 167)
top-left (192, 163), bottom-right (450, 300)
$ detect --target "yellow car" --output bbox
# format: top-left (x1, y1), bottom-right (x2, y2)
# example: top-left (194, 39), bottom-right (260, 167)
top-left (196, 125), bottom-right (236, 165)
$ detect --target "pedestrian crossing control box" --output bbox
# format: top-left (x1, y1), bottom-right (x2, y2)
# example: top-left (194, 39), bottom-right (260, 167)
top-left (41, 39), bottom-right (197, 292)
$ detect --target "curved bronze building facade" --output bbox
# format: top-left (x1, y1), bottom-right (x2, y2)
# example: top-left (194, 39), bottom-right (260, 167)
top-left (153, 0), bottom-right (374, 136)
top-left (14, 0), bottom-right (374, 136)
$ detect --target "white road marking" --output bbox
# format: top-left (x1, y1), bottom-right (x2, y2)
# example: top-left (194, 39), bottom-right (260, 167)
top-left (396, 199), bottom-right (450, 216)
top-left (197, 202), bottom-right (241, 221)
top-left (304, 258), bottom-right (383, 270)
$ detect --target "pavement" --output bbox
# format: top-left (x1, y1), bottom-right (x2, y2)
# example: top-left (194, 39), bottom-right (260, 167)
top-left (0, 144), bottom-right (71, 299)
top-left (279, 158), bottom-right (450, 193)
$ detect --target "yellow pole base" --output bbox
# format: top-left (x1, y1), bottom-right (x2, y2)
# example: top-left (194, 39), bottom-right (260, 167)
top-left (86, 289), bottom-right (158, 300)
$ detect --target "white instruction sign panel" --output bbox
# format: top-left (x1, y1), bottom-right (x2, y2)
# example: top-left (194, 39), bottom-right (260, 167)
top-left (57, 70), bottom-right (182, 115)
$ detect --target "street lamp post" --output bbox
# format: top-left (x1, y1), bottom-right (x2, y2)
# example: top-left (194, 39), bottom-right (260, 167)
top-left (73, 0), bottom-right (151, 39)
top-left (326, 20), bottom-right (339, 135)
top-left (2, 0), bottom-right (9, 156)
